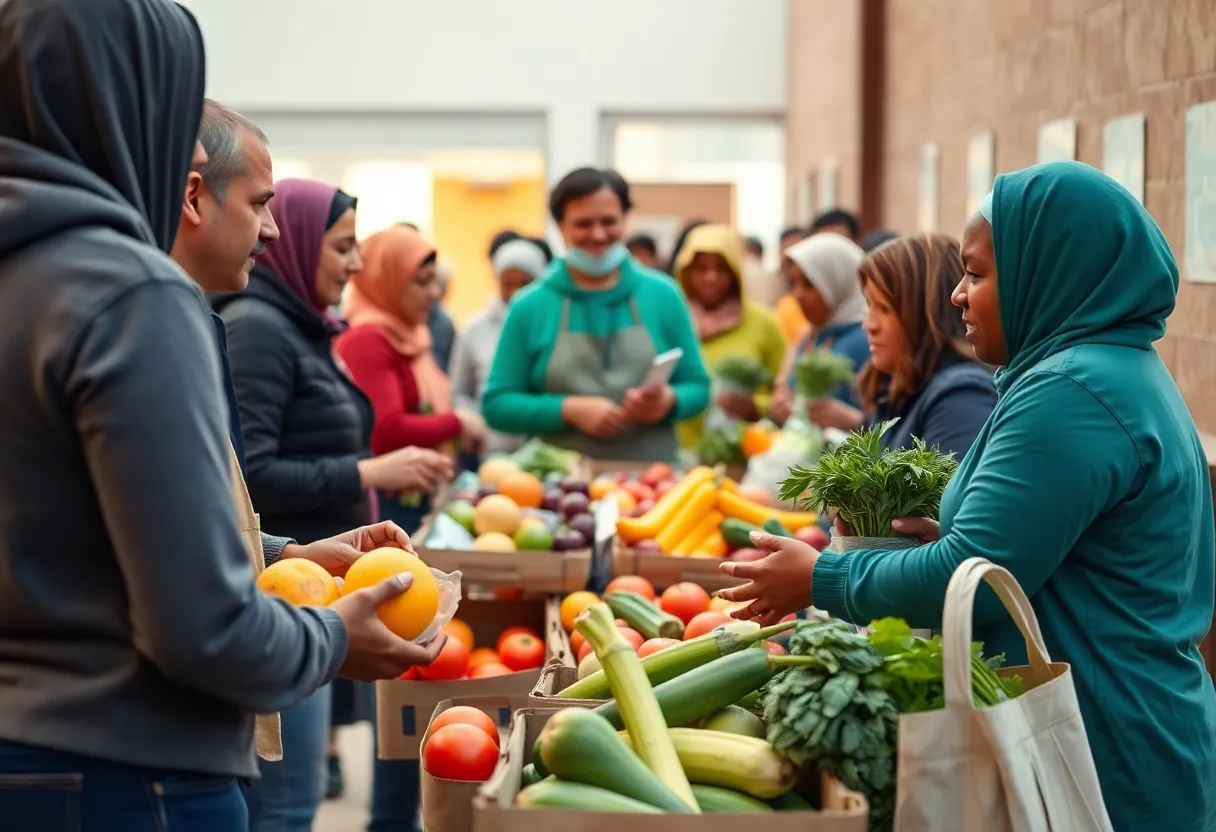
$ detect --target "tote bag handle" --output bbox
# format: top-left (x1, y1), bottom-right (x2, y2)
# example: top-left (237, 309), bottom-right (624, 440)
top-left (941, 557), bottom-right (1055, 707)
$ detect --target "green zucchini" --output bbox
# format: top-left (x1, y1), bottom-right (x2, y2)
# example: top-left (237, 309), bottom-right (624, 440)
top-left (557, 620), bottom-right (794, 700)
top-left (701, 705), bottom-right (765, 738)
top-left (515, 779), bottom-right (662, 812)
top-left (692, 784), bottom-right (774, 813)
top-left (720, 518), bottom-right (762, 549)
top-left (531, 736), bottom-right (547, 777)
top-left (593, 649), bottom-right (816, 729)
top-left (762, 518), bottom-right (793, 538)
top-left (605, 591), bottom-right (684, 640)
top-left (536, 708), bottom-right (694, 813)
top-left (519, 763), bottom-right (544, 789)
top-left (768, 789), bottom-right (816, 811)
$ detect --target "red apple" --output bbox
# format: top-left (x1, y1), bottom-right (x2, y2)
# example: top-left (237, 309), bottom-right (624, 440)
top-left (729, 548), bottom-right (767, 563)
top-left (796, 525), bottom-right (830, 550)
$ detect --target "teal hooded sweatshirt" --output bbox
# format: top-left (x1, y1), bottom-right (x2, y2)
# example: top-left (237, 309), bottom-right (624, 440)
top-left (481, 257), bottom-right (711, 437)
top-left (813, 162), bottom-right (1216, 831)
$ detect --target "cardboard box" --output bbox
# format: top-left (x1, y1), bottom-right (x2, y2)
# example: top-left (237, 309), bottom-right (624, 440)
top-left (376, 597), bottom-right (572, 759)
top-left (528, 660), bottom-right (594, 709)
top-left (415, 484), bottom-right (593, 594)
top-left (420, 696), bottom-right (517, 832)
top-left (611, 535), bottom-right (744, 592)
top-left (473, 708), bottom-right (869, 831)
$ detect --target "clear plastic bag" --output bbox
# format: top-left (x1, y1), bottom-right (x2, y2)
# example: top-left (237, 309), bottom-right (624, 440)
top-left (423, 512), bottom-right (475, 550)
top-left (739, 396), bottom-right (826, 505)
top-left (414, 566), bottom-right (463, 645)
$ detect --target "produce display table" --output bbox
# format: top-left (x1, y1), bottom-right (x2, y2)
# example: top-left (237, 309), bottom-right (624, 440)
top-left (611, 536), bottom-right (743, 592)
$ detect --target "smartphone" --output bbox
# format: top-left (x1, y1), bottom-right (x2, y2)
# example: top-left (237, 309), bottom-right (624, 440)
top-left (640, 348), bottom-right (683, 389)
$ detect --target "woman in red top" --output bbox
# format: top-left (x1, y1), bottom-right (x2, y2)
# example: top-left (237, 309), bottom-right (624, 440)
top-left (335, 225), bottom-right (485, 530)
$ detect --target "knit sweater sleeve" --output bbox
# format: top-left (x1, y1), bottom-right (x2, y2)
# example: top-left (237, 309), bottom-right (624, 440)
top-left (334, 326), bottom-right (461, 455)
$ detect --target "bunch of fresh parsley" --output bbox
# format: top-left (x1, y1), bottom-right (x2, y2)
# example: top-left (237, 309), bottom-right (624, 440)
top-left (794, 348), bottom-right (857, 400)
top-left (780, 419), bottom-right (958, 538)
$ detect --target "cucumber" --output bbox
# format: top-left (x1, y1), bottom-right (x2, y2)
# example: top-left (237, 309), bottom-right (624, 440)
top-left (516, 779), bottom-right (662, 812)
top-left (720, 518), bottom-right (761, 550)
top-left (734, 690), bottom-right (762, 711)
top-left (692, 784), bottom-right (774, 813)
top-left (762, 518), bottom-right (793, 538)
top-left (619, 727), bottom-right (797, 800)
top-left (536, 708), bottom-right (694, 813)
top-left (519, 763), bottom-right (543, 789)
top-left (557, 620), bottom-right (794, 700)
top-left (593, 649), bottom-right (814, 729)
top-left (769, 789), bottom-right (816, 811)
top-left (605, 591), bottom-right (684, 640)
top-left (700, 705), bottom-right (766, 739)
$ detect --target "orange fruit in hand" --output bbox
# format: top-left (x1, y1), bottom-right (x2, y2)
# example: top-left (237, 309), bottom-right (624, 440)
top-left (496, 471), bottom-right (544, 509)
top-left (443, 619), bottom-right (475, 651)
top-left (560, 591), bottom-right (600, 632)
top-left (340, 548), bottom-right (440, 640)
top-left (256, 559), bottom-right (340, 606)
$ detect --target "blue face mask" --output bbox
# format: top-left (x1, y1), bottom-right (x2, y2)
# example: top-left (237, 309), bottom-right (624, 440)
top-left (565, 241), bottom-right (629, 278)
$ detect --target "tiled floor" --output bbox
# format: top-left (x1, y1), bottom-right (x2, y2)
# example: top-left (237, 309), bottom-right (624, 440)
top-left (315, 723), bottom-right (373, 831)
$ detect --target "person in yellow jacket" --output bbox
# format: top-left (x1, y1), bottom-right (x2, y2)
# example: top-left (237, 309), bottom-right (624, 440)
top-left (673, 224), bottom-right (786, 449)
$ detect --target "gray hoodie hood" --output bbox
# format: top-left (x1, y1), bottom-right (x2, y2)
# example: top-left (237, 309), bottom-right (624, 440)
top-left (0, 0), bottom-right (206, 256)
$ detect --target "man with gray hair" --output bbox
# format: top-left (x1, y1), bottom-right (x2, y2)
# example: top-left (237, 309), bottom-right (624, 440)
top-left (172, 98), bottom-right (279, 293)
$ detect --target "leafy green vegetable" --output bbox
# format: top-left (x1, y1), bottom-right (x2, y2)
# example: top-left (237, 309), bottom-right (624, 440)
top-left (510, 438), bottom-right (581, 480)
top-left (765, 617), bottom-right (1024, 831)
top-left (715, 355), bottom-right (773, 392)
top-left (696, 424), bottom-right (745, 467)
top-left (779, 419), bottom-right (958, 538)
top-left (794, 349), bottom-right (856, 399)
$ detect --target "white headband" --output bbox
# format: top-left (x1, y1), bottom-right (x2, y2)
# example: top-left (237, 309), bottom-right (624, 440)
top-left (492, 238), bottom-right (548, 279)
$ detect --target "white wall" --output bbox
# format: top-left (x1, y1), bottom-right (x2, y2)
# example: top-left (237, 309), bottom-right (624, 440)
top-left (178, 0), bottom-right (788, 182)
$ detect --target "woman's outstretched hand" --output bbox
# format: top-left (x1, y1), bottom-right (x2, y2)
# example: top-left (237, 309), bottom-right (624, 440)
top-left (717, 531), bottom-right (818, 625)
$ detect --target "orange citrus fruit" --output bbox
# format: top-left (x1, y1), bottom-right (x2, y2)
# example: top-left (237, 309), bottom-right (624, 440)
top-left (256, 559), bottom-right (340, 606)
top-left (341, 548), bottom-right (440, 640)
top-left (560, 591), bottom-right (601, 632)
top-left (741, 423), bottom-right (776, 458)
top-left (443, 618), bottom-right (475, 651)
top-left (588, 477), bottom-right (618, 501)
top-left (496, 471), bottom-right (544, 509)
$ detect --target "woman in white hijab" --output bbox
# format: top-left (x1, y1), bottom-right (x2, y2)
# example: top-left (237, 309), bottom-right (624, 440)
top-left (450, 237), bottom-right (550, 454)
top-left (768, 232), bottom-right (870, 424)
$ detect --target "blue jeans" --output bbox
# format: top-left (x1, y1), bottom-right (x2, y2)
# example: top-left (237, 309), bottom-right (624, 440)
top-left (244, 684), bottom-right (330, 832)
top-left (367, 685), bottom-right (419, 832)
top-left (0, 741), bottom-right (247, 831)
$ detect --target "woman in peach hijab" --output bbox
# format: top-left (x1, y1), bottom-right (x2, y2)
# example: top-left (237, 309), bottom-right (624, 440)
top-left (335, 225), bottom-right (484, 531)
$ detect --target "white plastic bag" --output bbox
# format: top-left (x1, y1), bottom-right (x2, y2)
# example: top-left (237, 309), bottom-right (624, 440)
top-left (740, 396), bottom-right (826, 505)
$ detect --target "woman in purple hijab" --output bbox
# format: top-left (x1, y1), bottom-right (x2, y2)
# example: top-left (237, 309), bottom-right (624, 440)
top-left (213, 179), bottom-right (451, 830)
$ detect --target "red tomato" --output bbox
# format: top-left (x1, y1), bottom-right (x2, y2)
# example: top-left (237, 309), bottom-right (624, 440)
top-left (493, 587), bottom-right (525, 601)
top-left (399, 667), bottom-right (418, 680)
top-left (605, 575), bottom-right (657, 601)
top-left (623, 481), bottom-right (655, 504)
top-left (496, 626), bottom-right (538, 653)
top-left (683, 611), bottom-right (732, 640)
top-left (569, 630), bottom-right (585, 656)
top-left (618, 627), bottom-right (644, 651)
top-left (653, 479), bottom-right (676, 499)
top-left (418, 638), bottom-right (470, 681)
top-left (641, 463), bottom-right (672, 488)
top-left (467, 647), bottom-right (500, 670)
top-left (428, 706), bottom-right (499, 748)
top-left (469, 662), bottom-right (513, 679)
top-left (763, 640), bottom-right (787, 655)
top-left (577, 640), bottom-right (594, 663)
top-left (423, 724), bottom-right (500, 782)
top-left (499, 632), bottom-right (545, 671)
top-left (659, 582), bottom-right (712, 625)
top-left (638, 638), bottom-right (682, 658)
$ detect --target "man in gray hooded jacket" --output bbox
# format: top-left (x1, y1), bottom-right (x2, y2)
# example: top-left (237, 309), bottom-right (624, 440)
top-left (0, 1), bottom-right (444, 828)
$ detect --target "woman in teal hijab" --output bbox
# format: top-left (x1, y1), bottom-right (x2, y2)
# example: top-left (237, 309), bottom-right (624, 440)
top-left (717, 161), bottom-right (1216, 830)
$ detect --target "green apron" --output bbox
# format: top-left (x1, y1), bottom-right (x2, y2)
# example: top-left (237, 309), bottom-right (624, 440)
top-left (540, 296), bottom-right (676, 462)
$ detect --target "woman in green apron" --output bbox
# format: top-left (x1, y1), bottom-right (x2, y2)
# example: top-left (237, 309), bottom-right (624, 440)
top-left (481, 167), bottom-right (711, 463)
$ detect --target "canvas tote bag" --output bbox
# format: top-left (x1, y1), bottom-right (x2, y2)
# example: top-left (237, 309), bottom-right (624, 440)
top-left (893, 557), bottom-right (1113, 832)
top-left (227, 443), bottom-right (284, 761)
